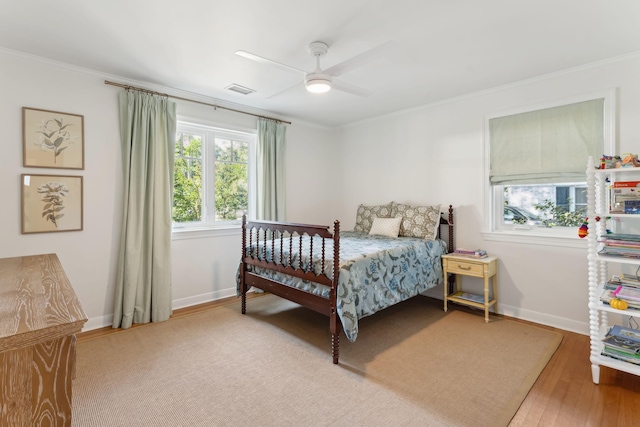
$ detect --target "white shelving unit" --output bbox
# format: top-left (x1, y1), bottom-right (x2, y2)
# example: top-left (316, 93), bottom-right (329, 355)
top-left (587, 156), bottom-right (640, 384)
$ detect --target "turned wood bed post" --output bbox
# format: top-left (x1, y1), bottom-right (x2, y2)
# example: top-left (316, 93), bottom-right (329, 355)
top-left (241, 215), bottom-right (247, 314)
top-left (330, 220), bottom-right (341, 364)
top-left (447, 204), bottom-right (454, 253)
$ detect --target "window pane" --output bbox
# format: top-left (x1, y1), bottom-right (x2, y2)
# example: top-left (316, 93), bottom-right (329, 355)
top-left (177, 132), bottom-right (202, 158)
top-left (214, 138), bottom-right (248, 221)
top-left (173, 134), bottom-right (203, 223)
top-left (575, 186), bottom-right (587, 207)
top-left (233, 141), bottom-right (248, 162)
top-left (503, 183), bottom-right (586, 228)
top-left (215, 139), bottom-right (232, 162)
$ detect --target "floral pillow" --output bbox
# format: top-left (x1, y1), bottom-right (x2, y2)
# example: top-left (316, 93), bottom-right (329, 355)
top-left (393, 203), bottom-right (441, 240)
top-left (354, 203), bottom-right (393, 233)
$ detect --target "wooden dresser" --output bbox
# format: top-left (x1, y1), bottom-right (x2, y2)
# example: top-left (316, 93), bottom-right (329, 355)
top-left (0, 254), bottom-right (87, 427)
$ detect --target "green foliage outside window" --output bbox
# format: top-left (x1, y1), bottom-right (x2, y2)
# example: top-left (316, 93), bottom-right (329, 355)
top-left (173, 134), bottom-right (202, 222)
top-left (533, 199), bottom-right (586, 227)
top-left (172, 133), bottom-right (249, 223)
top-left (214, 140), bottom-right (248, 221)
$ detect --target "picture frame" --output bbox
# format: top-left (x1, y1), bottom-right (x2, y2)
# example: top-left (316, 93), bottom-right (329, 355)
top-left (21, 174), bottom-right (83, 234)
top-left (23, 107), bottom-right (85, 169)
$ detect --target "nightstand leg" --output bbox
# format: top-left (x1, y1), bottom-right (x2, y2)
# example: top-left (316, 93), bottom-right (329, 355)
top-left (484, 275), bottom-right (489, 323)
top-left (443, 269), bottom-right (449, 312)
top-left (492, 273), bottom-right (498, 316)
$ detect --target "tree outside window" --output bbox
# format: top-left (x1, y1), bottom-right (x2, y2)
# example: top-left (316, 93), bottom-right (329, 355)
top-left (172, 123), bottom-right (254, 228)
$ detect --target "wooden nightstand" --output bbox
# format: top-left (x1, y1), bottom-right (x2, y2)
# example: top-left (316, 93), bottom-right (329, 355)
top-left (442, 254), bottom-right (498, 322)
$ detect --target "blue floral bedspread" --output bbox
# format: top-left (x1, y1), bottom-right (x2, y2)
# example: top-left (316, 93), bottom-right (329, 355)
top-left (238, 231), bottom-right (446, 342)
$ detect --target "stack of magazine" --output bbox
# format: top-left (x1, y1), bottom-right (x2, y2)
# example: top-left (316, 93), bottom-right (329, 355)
top-left (598, 233), bottom-right (640, 259)
top-left (453, 248), bottom-right (487, 259)
top-left (601, 324), bottom-right (640, 365)
top-left (450, 291), bottom-right (485, 304)
top-left (600, 274), bottom-right (640, 310)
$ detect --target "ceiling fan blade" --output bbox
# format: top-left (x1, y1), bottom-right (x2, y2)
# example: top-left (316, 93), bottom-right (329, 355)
top-left (235, 50), bottom-right (306, 75)
top-left (323, 40), bottom-right (396, 77)
top-left (331, 79), bottom-right (372, 97)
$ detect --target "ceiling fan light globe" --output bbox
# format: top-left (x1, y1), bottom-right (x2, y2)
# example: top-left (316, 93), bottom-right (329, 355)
top-left (306, 80), bottom-right (332, 93)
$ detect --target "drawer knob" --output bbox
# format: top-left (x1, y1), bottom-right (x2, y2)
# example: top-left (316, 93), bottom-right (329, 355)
top-left (457, 264), bottom-right (471, 270)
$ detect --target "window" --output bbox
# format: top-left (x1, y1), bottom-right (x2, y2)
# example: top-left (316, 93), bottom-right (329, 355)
top-left (485, 90), bottom-right (615, 239)
top-left (173, 121), bottom-right (255, 230)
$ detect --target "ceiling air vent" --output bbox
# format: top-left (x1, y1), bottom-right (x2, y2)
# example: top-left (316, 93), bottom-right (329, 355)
top-left (225, 84), bottom-right (256, 95)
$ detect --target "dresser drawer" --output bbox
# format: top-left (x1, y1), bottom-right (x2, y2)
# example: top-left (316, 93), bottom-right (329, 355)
top-left (445, 260), bottom-right (484, 276)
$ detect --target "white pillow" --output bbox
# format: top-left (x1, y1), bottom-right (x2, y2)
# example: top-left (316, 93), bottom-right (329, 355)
top-left (368, 217), bottom-right (402, 238)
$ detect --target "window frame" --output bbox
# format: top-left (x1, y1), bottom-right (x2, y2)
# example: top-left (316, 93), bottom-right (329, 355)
top-left (172, 119), bottom-right (256, 237)
top-left (482, 89), bottom-right (616, 247)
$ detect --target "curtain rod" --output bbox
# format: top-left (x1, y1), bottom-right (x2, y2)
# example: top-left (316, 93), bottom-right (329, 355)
top-left (104, 80), bottom-right (291, 125)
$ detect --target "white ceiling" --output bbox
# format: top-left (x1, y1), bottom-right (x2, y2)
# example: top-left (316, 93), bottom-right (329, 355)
top-left (2, 0), bottom-right (640, 128)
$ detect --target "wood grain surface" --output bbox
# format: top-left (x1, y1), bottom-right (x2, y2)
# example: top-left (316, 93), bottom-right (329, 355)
top-left (0, 254), bottom-right (86, 427)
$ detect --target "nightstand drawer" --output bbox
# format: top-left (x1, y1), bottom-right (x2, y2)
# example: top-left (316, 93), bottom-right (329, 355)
top-left (446, 261), bottom-right (484, 276)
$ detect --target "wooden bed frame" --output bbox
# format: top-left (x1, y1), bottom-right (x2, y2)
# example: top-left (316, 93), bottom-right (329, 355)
top-left (239, 205), bottom-right (454, 364)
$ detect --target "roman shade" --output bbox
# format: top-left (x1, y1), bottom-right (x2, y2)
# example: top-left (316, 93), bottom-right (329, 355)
top-left (489, 98), bottom-right (604, 185)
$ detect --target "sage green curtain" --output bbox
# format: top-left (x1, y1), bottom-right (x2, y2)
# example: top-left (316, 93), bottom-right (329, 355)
top-left (256, 118), bottom-right (286, 221)
top-left (489, 98), bottom-right (604, 185)
top-left (113, 91), bottom-right (177, 329)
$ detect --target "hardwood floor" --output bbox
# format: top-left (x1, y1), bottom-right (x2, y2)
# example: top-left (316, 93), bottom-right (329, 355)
top-left (77, 294), bottom-right (640, 426)
top-left (508, 320), bottom-right (640, 427)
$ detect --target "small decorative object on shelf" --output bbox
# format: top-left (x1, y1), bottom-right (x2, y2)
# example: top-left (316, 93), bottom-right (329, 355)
top-left (599, 153), bottom-right (640, 169)
top-left (587, 155), bottom-right (640, 384)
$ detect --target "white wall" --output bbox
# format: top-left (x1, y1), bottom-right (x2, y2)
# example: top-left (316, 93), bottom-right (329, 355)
top-left (0, 50), bottom-right (337, 330)
top-left (4, 46), bottom-right (640, 336)
top-left (1, 51), bottom-right (123, 328)
top-left (170, 103), bottom-right (339, 314)
top-left (336, 53), bottom-right (640, 334)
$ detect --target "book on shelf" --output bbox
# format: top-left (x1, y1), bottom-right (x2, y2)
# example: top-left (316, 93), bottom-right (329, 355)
top-left (624, 200), bottom-right (640, 214)
top-left (599, 239), bottom-right (640, 249)
top-left (607, 276), bottom-right (640, 289)
top-left (601, 347), bottom-right (640, 365)
top-left (599, 233), bottom-right (640, 243)
top-left (613, 285), bottom-right (640, 302)
top-left (599, 247), bottom-right (640, 260)
top-left (612, 181), bottom-right (640, 189)
top-left (602, 335), bottom-right (640, 354)
top-left (622, 273), bottom-right (640, 281)
top-left (598, 246), bottom-right (640, 259)
top-left (611, 181), bottom-right (640, 213)
top-left (450, 291), bottom-right (485, 304)
top-left (608, 324), bottom-right (640, 344)
top-left (600, 325), bottom-right (640, 364)
top-left (599, 289), bottom-right (640, 310)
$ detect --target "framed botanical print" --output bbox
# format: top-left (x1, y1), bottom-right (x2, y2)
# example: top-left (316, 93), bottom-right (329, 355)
top-left (23, 107), bottom-right (85, 169)
top-left (21, 174), bottom-right (83, 234)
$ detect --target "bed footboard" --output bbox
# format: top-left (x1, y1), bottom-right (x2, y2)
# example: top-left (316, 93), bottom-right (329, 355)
top-left (240, 216), bottom-right (342, 363)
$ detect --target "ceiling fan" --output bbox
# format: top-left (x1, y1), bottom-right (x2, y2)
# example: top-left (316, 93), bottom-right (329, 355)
top-left (235, 40), bottom-right (394, 97)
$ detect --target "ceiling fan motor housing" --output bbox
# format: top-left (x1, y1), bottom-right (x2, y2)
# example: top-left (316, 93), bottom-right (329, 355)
top-left (308, 41), bottom-right (329, 57)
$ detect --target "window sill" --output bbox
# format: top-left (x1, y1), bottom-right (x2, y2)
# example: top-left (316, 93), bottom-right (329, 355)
top-left (481, 229), bottom-right (588, 249)
top-left (172, 225), bottom-right (241, 240)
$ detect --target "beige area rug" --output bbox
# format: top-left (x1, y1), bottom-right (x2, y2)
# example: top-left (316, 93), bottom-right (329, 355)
top-left (72, 295), bottom-right (562, 427)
